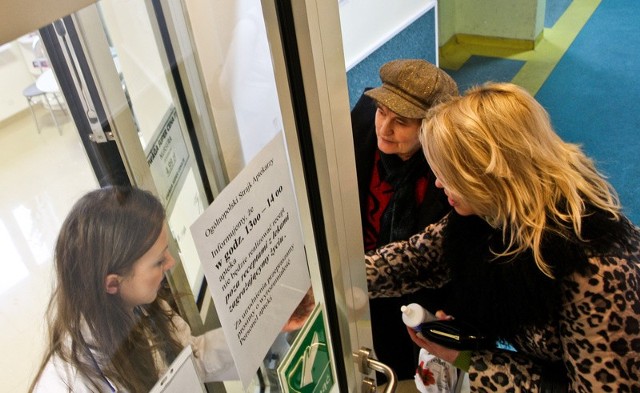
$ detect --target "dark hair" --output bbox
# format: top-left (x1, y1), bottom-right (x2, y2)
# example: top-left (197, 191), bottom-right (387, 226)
top-left (30, 186), bottom-right (182, 392)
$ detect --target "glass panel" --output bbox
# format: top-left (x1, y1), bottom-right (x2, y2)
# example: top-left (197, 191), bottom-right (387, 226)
top-left (5, 0), bottom-right (346, 391)
top-left (186, 0), bottom-right (283, 176)
top-left (98, 0), bottom-right (209, 295)
top-left (161, 2), bottom-right (316, 391)
top-left (89, 1), bottom-right (316, 391)
top-left (0, 32), bottom-right (99, 392)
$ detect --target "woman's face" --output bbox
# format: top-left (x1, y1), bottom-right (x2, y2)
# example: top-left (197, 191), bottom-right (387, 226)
top-left (375, 104), bottom-right (422, 160)
top-left (118, 224), bottom-right (176, 309)
top-left (435, 178), bottom-right (476, 216)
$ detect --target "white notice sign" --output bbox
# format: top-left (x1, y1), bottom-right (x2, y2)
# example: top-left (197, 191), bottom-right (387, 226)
top-left (190, 132), bottom-right (310, 388)
top-left (146, 106), bottom-right (189, 213)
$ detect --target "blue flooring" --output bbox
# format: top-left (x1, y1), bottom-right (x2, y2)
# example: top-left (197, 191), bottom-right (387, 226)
top-left (444, 56), bottom-right (525, 94)
top-left (535, 0), bottom-right (640, 224)
top-left (545, 0), bottom-right (573, 28)
top-left (346, 9), bottom-right (437, 109)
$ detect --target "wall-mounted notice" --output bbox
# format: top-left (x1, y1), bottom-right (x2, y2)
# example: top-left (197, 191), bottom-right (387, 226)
top-left (190, 132), bottom-right (310, 388)
top-left (146, 106), bottom-right (189, 213)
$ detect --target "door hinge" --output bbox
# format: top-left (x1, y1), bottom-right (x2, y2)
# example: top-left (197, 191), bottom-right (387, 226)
top-left (88, 130), bottom-right (114, 143)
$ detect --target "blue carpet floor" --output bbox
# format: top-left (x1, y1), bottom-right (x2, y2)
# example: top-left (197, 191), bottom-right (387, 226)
top-left (535, 0), bottom-right (640, 224)
top-left (444, 56), bottom-right (524, 93)
top-left (546, 0), bottom-right (574, 27)
top-left (346, 10), bottom-right (437, 109)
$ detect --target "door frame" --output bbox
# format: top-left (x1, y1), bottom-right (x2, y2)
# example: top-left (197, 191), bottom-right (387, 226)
top-left (262, 0), bottom-right (373, 390)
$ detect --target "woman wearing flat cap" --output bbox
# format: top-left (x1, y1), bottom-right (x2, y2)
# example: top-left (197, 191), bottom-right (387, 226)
top-left (350, 59), bottom-right (459, 381)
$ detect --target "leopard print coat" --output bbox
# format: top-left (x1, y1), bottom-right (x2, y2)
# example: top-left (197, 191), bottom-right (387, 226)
top-left (366, 214), bottom-right (640, 392)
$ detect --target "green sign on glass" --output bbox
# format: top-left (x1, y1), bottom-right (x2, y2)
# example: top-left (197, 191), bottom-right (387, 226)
top-left (277, 305), bottom-right (334, 393)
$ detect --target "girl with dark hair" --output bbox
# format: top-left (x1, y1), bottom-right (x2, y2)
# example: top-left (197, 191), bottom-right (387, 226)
top-left (30, 186), bottom-right (236, 392)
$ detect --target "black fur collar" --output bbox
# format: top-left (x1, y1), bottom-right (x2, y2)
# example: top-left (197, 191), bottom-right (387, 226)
top-left (441, 209), bottom-right (625, 342)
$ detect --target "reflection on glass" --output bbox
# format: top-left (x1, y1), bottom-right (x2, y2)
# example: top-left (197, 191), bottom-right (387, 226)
top-left (0, 28), bottom-right (98, 392)
top-left (13, 201), bottom-right (55, 266)
top-left (98, 0), bottom-right (173, 150)
top-left (0, 221), bottom-right (28, 294)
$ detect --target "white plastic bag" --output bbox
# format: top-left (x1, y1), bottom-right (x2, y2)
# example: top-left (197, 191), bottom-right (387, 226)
top-left (414, 348), bottom-right (458, 393)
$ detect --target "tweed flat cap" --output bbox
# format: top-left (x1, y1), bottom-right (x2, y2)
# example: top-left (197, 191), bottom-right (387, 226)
top-left (365, 59), bottom-right (458, 119)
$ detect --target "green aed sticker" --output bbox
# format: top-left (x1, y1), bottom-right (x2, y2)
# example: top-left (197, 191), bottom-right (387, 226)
top-left (277, 305), bottom-right (334, 393)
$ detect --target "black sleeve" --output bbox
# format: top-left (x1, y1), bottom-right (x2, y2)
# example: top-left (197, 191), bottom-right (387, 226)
top-left (350, 90), bottom-right (378, 221)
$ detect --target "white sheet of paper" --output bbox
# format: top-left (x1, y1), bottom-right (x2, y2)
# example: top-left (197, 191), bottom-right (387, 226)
top-left (149, 346), bottom-right (205, 393)
top-left (190, 132), bottom-right (310, 388)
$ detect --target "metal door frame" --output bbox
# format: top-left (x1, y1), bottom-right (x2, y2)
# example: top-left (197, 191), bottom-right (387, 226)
top-left (262, 0), bottom-right (374, 390)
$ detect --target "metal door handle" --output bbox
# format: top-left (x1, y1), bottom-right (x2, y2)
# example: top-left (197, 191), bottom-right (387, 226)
top-left (353, 347), bottom-right (397, 393)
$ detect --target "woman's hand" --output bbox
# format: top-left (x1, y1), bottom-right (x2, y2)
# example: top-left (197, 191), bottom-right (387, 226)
top-left (406, 310), bottom-right (460, 364)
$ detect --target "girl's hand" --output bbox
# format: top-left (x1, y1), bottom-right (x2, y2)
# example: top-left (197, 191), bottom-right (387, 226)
top-left (406, 310), bottom-right (460, 364)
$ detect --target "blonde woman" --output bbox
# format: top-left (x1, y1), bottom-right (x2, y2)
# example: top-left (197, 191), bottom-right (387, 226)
top-left (366, 83), bottom-right (640, 391)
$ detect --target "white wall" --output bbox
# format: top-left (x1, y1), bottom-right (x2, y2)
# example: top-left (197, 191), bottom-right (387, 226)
top-left (0, 0), bottom-right (97, 122)
top-left (454, 0), bottom-right (543, 40)
top-left (100, 0), bottom-right (173, 148)
top-left (338, 0), bottom-right (437, 70)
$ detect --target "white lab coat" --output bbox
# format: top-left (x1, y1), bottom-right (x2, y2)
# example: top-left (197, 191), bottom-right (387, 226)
top-left (33, 302), bottom-right (237, 392)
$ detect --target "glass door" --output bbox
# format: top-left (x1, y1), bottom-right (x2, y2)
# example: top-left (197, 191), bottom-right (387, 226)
top-left (259, 1), bottom-right (375, 390)
top-left (4, 0), bottom-right (384, 391)
top-left (38, 2), bottom-right (215, 343)
top-left (77, 0), bottom-right (379, 390)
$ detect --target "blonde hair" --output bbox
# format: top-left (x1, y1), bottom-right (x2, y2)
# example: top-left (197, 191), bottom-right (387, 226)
top-left (420, 82), bottom-right (621, 277)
